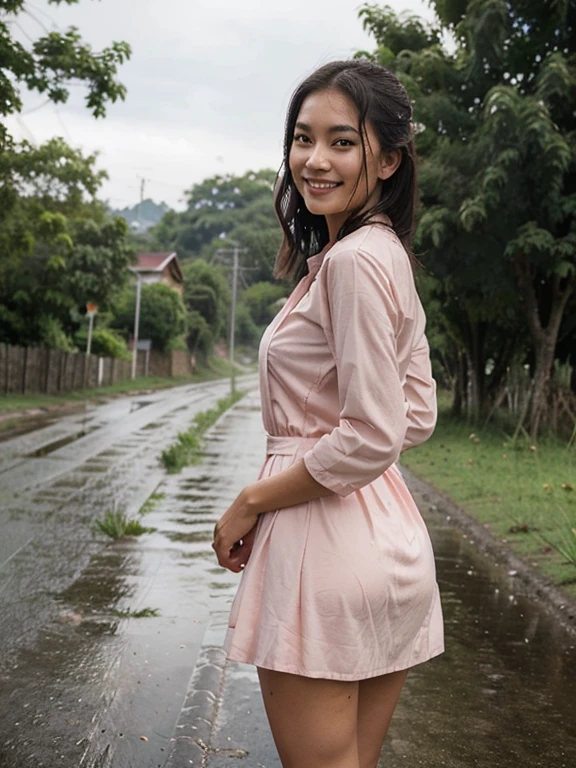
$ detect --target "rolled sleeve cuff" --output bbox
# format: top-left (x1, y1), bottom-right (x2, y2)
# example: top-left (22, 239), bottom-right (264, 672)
top-left (303, 450), bottom-right (356, 497)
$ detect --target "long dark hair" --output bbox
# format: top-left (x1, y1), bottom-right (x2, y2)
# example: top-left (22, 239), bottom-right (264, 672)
top-left (274, 58), bottom-right (417, 280)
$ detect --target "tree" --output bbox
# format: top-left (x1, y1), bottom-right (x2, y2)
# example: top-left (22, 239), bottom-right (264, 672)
top-left (1, 0), bottom-right (130, 151)
top-left (150, 169), bottom-right (282, 283)
top-left (240, 282), bottom-right (287, 327)
top-left (0, 1), bottom-right (132, 349)
top-left (182, 259), bottom-right (231, 339)
top-left (111, 283), bottom-right (187, 353)
top-left (358, 1), bottom-right (576, 437)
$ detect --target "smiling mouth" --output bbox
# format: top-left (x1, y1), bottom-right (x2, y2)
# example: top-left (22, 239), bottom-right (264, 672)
top-left (305, 179), bottom-right (343, 189)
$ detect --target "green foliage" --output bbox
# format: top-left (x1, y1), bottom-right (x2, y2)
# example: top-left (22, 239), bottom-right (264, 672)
top-left (0, 0), bottom-right (131, 129)
top-left (160, 390), bottom-right (246, 473)
top-left (240, 282), bottom-right (287, 326)
top-left (139, 492), bottom-right (165, 516)
top-left (182, 259), bottom-right (230, 334)
top-left (0, 193), bottom-right (133, 347)
top-left (358, 0), bottom-right (576, 434)
top-left (150, 169), bottom-right (281, 283)
top-left (111, 282), bottom-right (187, 352)
top-left (401, 399), bottom-right (576, 588)
top-left (93, 510), bottom-right (156, 539)
top-left (235, 302), bottom-right (261, 347)
top-left (186, 310), bottom-right (214, 361)
top-left (0, 3), bottom-right (132, 350)
top-left (75, 327), bottom-right (130, 359)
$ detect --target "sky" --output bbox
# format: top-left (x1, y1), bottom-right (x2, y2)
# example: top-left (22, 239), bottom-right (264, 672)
top-left (8, 0), bottom-right (437, 210)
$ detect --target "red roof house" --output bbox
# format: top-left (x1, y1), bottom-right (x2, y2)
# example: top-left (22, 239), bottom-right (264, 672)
top-left (133, 252), bottom-right (184, 296)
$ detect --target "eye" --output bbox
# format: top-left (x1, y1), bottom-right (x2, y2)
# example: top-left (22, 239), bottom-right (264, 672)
top-left (334, 138), bottom-right (355, 147)
top-left (293, 133), bottom-right (311, 144)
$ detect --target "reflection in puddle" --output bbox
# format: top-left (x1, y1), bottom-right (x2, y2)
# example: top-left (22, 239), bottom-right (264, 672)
top-left (25, 427), bottom-right (98, 458)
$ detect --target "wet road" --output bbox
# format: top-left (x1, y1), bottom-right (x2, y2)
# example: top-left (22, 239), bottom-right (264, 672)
top-left (1, 382), bottom-right (575, 767)
top-left (0, 377), bottom-right (259, 768)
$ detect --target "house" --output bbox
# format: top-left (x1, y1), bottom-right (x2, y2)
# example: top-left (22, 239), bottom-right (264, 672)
top-left (133, 252), bottom-right (184, 296)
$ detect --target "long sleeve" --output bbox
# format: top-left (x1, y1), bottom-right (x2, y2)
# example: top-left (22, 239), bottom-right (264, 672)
top-left (401, 330), bottom-right (437, 452)
top-left (302, 246), bottom-right (419, 497)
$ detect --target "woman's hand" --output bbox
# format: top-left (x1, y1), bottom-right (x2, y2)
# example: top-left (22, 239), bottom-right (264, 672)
top-left (212, 488), bottom-right (260, 573)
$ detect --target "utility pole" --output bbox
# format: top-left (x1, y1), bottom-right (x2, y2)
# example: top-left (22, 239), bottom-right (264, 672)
top-left (229, 243), bottom-right (239, 394)
top-left (131, 270), bottom-right (142, 380)
top-left (137, 176), bottom-right (146, 229)
top-left (214, 238), bottom-right (247, 395)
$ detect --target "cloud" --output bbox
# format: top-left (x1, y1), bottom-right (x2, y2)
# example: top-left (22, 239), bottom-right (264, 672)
top-left (11, 0), bottom-right (436, 208)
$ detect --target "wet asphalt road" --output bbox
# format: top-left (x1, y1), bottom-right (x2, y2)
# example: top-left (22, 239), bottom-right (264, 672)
top-left (1, 380), bottom-right (576, 767)
top-left (0, 377), bottom-right (259, 768)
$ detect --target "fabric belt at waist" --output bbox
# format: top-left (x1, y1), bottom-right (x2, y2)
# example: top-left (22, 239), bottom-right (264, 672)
top-left (266, 434), bottom-right (323, 456)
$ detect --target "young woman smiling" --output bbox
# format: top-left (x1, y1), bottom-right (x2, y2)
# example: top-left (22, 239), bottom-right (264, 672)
top-left (212, 59), bottom-right (443, 768)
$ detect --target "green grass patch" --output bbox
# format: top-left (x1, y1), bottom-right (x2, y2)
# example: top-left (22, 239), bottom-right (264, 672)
top-left (401, 404), bottom-right (576, 595)
top-left (111, 606), bottom-right (160, 619)
top-left (139, 492), bottom-right (165, 516)
top-left (93, 510), bottom-right (157, 539)
top-left (161, 389), bottom-right (246, 473)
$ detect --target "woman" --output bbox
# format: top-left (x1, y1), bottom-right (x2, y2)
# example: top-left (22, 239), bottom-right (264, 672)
top-left (212, 59), bottom-right (444, 768)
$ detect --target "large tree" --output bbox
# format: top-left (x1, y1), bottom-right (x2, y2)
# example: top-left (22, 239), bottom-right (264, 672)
top-left (0, 0), bottom-right (132, 349)
top-left (358, 1), bottom-right (576, 437)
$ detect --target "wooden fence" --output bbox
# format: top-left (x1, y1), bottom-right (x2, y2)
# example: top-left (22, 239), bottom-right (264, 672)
top-left (0, 344), bottom-right (194, 395)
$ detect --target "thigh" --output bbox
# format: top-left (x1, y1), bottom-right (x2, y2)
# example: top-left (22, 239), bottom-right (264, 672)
top-left (357, 668), bottom-right (408, 768)
top-left (257, 667), bottom-right (360, 768)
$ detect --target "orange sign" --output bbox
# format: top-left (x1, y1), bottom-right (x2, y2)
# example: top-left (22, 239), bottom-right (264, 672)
top-left (86, 302), bottom-right (98, 315)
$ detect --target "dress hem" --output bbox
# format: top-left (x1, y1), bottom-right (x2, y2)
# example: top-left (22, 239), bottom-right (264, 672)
top-left (224, 645), bottom-right (445, 681)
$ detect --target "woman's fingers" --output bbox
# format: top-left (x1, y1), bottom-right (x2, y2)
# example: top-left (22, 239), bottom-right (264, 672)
top-left (213, 527), bottom-right (257, 572)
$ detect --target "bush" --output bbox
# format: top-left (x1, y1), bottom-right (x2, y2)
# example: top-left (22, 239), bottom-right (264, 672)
top-left (187, 309), bottom-right (214, 360)
top-left (76, 327), bottom-right (130, 358)
top-left (235, 302), bottom-right (261, 346)
top-left (111, 282), bottom-right (187, 352)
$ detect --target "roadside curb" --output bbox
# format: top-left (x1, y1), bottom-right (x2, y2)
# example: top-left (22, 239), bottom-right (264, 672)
top-left (164, 611), bottom-right (232, 767)
top-left (402, 466), bottom-right (576, 638)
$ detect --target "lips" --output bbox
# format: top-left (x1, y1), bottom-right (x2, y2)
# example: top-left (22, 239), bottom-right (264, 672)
top-left (304, 178), bottom-right (342, 189)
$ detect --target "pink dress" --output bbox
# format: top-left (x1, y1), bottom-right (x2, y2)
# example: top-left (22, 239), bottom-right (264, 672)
top-left (224, 222), bottom-right (444, 680)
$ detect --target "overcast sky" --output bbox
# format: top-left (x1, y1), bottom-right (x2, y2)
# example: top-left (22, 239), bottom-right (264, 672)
top-left (8, 0), bottom-right (436, 210)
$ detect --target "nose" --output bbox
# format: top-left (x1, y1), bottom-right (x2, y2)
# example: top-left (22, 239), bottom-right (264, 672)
top-left (305, 143), bottom-right (331, 171)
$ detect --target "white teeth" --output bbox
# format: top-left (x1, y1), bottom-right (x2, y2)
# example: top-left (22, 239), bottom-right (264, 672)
top-left (307, 181), bottom-right (339, 189)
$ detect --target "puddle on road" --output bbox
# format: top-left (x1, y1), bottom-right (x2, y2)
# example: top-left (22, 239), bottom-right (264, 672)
top-left (378, 510), bottom-right (576, 768)
top-left (165, 529), bottom-right (213, 543)
top-left (25, 427), bottom-right (98, 458)
top-left (97, 449), bottom-right (126, 458)
top-left (78, 465), bottom-right (111, 474)
top-left (49, 475), bottom-right (90, 490)
top-left (175, 492), bottom-right (217, 503)
top-left (129, 400), bottom-right (153, 413)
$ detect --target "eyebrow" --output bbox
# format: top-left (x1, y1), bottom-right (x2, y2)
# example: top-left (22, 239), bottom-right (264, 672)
top-left (295, 121), bottom-right (360, 135)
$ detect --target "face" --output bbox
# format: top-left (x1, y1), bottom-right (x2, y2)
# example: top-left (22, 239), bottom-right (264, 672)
top-left (288, 88), bottom-right (400, 240)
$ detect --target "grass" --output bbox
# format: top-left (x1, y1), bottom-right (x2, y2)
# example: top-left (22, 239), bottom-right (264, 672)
top-left (161, 389), bottom-right (246, 473)
top-left (111, 606), bottom-right (160, 619)
top-left (93, 510), bottom-right (156, 539)
top-left (139, 492), bottom-right (165, 516)
top-left (401, 399), bottom-right (576, 595)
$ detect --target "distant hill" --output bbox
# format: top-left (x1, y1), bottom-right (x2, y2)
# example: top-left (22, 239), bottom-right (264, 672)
top-left (110, 199), bottom-right (172, 232)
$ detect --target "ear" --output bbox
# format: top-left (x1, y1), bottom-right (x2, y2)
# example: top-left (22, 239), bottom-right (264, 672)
top-left (377, 150), bottom-right (402, 181)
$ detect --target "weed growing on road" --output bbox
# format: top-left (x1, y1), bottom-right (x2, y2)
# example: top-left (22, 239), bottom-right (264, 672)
top-left (161, 390), bottom-right (245, 473)
top-left (112, 606), bottom-right (160, 619)
top-left (94, 510), bottom-right (156, 539)
top-left (139, 492), bottom-right (165, 516)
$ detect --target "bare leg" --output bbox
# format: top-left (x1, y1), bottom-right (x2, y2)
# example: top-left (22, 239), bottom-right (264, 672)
top-left (357, 668), bottom-right (409, 768)
top-left (257, 667), bottom-right (360, 768)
